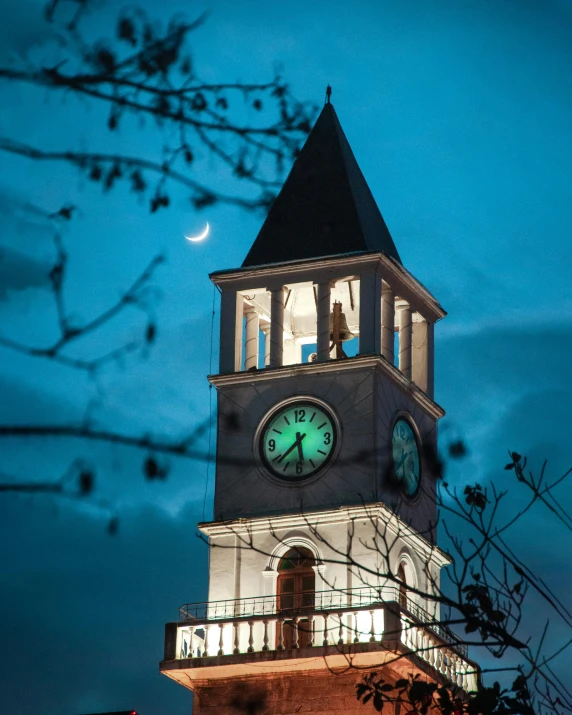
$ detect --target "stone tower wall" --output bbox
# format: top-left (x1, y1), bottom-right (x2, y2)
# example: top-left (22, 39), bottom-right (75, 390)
top-left (193, 665), bottom-right (408, 715)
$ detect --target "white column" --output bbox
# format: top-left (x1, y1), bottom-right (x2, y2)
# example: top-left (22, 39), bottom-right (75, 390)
top-left (234, 534), bottom-right (242, 602)
top-left (426, 321), bottom-right (434, 398)
top-left (314, 562), bottom-right (326, 593)
top-left (262, 324), bottom-right (271, 367)
top-left (359, 272), bottom-right (381, 354)
top-left (398, 302), bottom-right (412, 379)
top-left (269, 287), bottom-right (285, 368)
top-left (412, 317), bottom-right (434, 398)
top-left (381, 281), bottom-right (394, 364)
top-left (346, 520), bottom-right (353, 597)
top-left (316, 282), bottom-right (331, 362)
top-left (261, 568), bottom-right (278, 597)
top-left (219, 290), bottom-right (243, 373)
top-left (244, 307), bottom-right (259, 371)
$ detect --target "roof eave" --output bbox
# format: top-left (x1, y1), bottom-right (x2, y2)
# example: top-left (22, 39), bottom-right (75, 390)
top-left (210, 250), bottom-right (446, 323)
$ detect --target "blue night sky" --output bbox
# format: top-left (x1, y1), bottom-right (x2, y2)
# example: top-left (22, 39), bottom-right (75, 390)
top-left (1, 1), bottom-right (572, 713)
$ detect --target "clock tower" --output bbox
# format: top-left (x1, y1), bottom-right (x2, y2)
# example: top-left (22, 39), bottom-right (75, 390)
top-left (160, 99), bottom-right (478, 712)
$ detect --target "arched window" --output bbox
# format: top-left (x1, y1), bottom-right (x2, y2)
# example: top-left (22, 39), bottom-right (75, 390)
top-left (277, 547), bottom-right (315, 648)
top-left (278, 546), bottom-right (316, 570)
top-left (277, 547), bottom-right (316, 610)
top-left (397, 562), bottom-right (408, 610)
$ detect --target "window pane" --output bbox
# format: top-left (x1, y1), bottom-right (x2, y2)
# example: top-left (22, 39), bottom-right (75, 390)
top-left (302, 575), bottom-right (315, 591)
top-left (279, 547), bottom-right (315, 571)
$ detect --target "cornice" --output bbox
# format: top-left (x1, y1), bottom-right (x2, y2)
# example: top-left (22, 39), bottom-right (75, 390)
top-left (198, 502), bottom-right (452, 567)
top-left (208, 354), bottom-right (445, 422)
top-left (210, 251), bottom-right (446, 323)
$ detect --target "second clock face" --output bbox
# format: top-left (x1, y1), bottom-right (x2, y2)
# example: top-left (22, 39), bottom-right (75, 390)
top-left (391, 418), bottom-right (421, 498)
top-left (259, 401), bottom-right (337, 481)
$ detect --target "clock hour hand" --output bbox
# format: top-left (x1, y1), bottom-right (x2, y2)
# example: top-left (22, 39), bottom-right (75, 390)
top-left (295, 431), bottom-right (305, 461)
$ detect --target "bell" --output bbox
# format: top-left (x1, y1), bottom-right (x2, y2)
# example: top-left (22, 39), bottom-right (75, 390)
top-left (329, 303), bottom-right (355, 342)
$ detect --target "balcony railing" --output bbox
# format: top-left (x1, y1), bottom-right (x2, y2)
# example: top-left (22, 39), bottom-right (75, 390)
top-left (179, 586), bottom-right (467, 657)
top-left (172, 587), bottom-right (476, 692)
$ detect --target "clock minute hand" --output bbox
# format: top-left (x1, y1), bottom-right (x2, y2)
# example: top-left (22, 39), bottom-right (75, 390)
top-left (276, 433), bottom-right (307, 463)
top-left (395, 449), bottom-right (411, 476)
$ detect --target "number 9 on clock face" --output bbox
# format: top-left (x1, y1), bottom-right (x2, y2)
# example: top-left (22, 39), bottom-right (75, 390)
top-left (259, 401), bottom-right (337, 481)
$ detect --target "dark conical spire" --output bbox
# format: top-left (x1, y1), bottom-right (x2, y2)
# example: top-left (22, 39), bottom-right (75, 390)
top-left (242, 102), bottom-right (401, 267)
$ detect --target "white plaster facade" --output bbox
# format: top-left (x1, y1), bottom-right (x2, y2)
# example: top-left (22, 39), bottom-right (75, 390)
top-left (201, 504), bottom-right (451, 621)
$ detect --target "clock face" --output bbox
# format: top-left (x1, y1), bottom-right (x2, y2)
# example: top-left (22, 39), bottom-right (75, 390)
top-left (391, 418), bottom-right (421, 498)
top-left (259, 401), bottom-right (337, 481)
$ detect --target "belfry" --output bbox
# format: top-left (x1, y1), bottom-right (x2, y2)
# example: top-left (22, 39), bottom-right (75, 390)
top-left (160, 99), bottom-right (478, 713)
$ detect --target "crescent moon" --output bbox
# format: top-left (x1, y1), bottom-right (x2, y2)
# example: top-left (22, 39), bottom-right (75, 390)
top-left (185, 222), bottom-right (210, 242)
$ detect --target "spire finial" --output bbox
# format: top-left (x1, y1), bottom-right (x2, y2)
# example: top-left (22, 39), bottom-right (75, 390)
top-left (325, 85), bottom-right (332, 104)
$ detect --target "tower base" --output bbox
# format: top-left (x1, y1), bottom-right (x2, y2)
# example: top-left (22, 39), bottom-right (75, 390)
top-left (192, 666), bottom-right (403, 715)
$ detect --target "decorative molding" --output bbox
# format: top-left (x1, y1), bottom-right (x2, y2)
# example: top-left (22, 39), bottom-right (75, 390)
top-left (267, 536), bottom-right (324, 571)
top-left (209, 354), bottom-right (445, 422)
top-left (210, 251), bottom-right (446, 323)
top-left (397, 550), bottom-right (419, 591)
top-left (199, 502), bottom-right (452, 568)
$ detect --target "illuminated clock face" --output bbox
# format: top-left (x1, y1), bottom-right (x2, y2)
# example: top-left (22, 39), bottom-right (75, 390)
top-left (391, 418), bottom-right (421, 497)
top-left (259, 401), bottom-right (337, 481)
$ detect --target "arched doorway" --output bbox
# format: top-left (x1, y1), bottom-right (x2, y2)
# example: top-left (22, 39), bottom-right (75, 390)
top-left (277, 547), bottom-right (316, 648)
top-left (397, 562), bottom-right (408, 610)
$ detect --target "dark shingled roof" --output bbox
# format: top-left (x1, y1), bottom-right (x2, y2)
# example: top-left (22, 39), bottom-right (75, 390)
top-left (242, 102), bottom-right (401, 267)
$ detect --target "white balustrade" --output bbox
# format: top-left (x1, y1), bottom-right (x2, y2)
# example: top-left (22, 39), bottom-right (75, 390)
top-left (177, 607), bottom-right (385, 658)
top-left (400, 615), bottom-right (478, 692)
top-left (233, 621), bottom-right (240, 655)
top-left (322, 612), bottom-right (329, 646)
top-left (175, 588), bottom-right (476, 693)
top-left (203, 624), bottom-right (210, 657)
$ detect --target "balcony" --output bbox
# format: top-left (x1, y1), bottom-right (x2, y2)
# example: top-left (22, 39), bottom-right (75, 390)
top-left (162, 587), bottom-right (478, 693)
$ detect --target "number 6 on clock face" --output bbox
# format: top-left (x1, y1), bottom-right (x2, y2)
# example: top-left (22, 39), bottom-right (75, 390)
top-left (258, 401), bottom-right (338, 482)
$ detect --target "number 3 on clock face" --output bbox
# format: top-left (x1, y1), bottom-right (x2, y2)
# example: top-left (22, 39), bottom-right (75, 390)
top-left (259, 401), bottom-right (337, 481)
